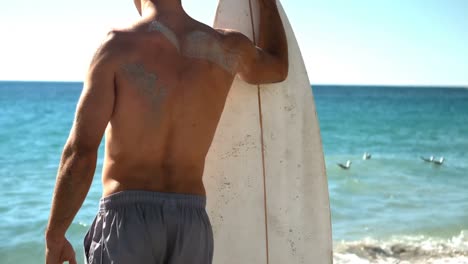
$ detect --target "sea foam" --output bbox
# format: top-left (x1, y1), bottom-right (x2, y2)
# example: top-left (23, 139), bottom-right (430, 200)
top-left (334, 231), bottom-right (468, 263)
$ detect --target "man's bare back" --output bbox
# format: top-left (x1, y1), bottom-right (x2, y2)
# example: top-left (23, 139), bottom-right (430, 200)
top-left (46, 0), bottom-right (288, 263)
top-left (103, 18), bottom-right (244, 197)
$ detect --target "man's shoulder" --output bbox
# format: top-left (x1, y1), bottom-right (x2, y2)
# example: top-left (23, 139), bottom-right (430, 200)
top-left (215, 28), bottom-right (247, 40)
top-left (89, 30), bottom-right (132, 70)
top-left (100, 30), bottom-right (134, 51)
top-left (214, 28), bottom-right (252, 49)
top-left (94, 30), bottom-right (137, 59)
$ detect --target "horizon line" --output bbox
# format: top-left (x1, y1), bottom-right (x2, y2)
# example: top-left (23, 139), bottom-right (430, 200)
top-left (0, 80), bottom-right (466, 89)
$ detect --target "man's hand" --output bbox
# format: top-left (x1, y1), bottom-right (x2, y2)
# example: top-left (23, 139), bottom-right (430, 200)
top-left (226, 0), bottom-right (288, 84)
top-left (45, 236), bottom-right (77, 264)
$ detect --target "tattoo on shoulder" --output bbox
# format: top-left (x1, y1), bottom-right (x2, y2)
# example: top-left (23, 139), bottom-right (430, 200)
top-left (122, 63), bottom-right (168, 112)
top-left (183, 31), bottom-right (240, 75)
top-left (148, 21), bottom-right (181, 52)
top-left (146, 21), bottom-right (239, 75)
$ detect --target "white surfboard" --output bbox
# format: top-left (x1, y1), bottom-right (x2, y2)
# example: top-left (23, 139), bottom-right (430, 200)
top-left (203, 0), bottom-right (333, 263)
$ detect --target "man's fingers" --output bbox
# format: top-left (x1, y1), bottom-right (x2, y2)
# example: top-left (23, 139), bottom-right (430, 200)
top-left (59, 239), bottom-right (77, 264)
top-left (61, 253), bottom-right (77, 264)
top-left (66, 244), bottom-right (77, 264)
top-left (69, 257), bottom-right (78, 264)
top-left (45, 249), bottom-right (61, 264)
top-left (68, 242), bottom-right (77, 264)
top-left (66, 251), bottom-right (77, 264)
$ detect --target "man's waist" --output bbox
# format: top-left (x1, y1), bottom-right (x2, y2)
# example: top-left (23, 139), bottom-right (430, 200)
top-left (99, 190), bottom-right (207, 212)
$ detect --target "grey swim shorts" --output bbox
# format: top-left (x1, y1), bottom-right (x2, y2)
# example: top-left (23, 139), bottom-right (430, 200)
top-left (84, 191), bottom-right (213, 264)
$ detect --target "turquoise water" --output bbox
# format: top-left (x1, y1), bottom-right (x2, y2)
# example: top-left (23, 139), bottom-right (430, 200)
top-left (0, 82), bottom-right (467, 263)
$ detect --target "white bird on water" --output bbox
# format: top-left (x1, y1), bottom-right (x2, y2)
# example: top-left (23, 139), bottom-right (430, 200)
top-left (362, 152), bottom-right (372, 160)
top-left (433, 157), bottom-right (445, 165)
top-left (337, 160), bottom-right (352, 170)
top-left (421, 156), bottom-right (434, 163)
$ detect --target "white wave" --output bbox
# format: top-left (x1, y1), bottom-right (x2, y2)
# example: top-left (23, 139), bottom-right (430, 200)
top-left (334, 231), bottom-right (468, 264)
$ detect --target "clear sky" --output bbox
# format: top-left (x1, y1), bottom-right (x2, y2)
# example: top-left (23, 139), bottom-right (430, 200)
top-left (0, 0), bottom-right (467, 86)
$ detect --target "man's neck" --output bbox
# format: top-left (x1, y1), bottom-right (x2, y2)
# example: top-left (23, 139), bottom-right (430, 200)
top-left (141, 0), bottom-right (185, 19)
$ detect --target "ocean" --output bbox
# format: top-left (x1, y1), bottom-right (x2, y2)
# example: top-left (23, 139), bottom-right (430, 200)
top-left (0, 81), bottom-right (467, 263)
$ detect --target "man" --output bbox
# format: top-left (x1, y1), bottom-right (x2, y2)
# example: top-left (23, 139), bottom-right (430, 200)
top-left (45, 0), bottom-right (288, 263)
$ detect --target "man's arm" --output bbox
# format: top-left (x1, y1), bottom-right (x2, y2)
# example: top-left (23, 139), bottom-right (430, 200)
top-left (227, 0), bottom-right (289, 84)
top-left (45, 32), bottom-right (117, 263)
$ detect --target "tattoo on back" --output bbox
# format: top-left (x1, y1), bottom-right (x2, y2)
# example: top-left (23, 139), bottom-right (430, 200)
top-left (122, 63), bottom-right (168, 112)
top-left (146, 21), bottom-right (239, 75)
top-left (148, 21), bottom-right (181, 52)
top-left (122, 22), bottom-right (240, 110)
top-left (183, 31), bottom-right (239, 75)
